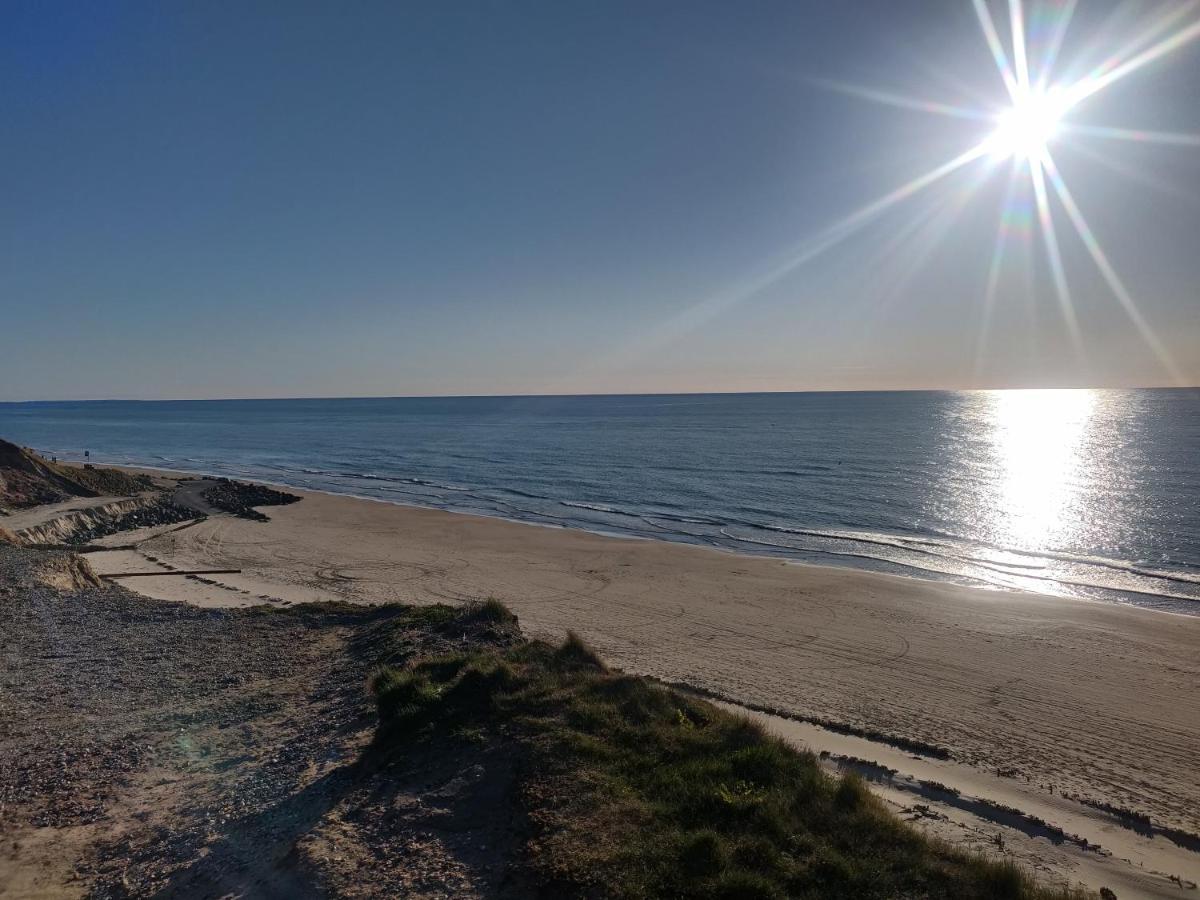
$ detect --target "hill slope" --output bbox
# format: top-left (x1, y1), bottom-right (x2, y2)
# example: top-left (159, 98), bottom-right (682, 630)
top-left (0, 439), bottom-right (149, 511)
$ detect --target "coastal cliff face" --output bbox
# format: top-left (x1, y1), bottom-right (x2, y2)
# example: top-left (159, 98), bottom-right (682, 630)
top-left (28, 550), bottom-right (103, 590)
top-left (0, 439), bottom-right (201, 545)
top-left (0, 439), bottom-right (148, 512)
top-left (14, 497), bottom-right (191, 546)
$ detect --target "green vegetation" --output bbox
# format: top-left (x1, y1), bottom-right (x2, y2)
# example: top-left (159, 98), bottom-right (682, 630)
top-left (369, 602), bottom-right (1085, 899)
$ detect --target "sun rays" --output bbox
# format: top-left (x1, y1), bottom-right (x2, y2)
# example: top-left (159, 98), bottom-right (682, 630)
top-left (660, 0), bottom-right (1199, 384)
top-left (965, 0), bottom-right (1199, 382)
top-left (811, 0), bottom-right (1200, 383)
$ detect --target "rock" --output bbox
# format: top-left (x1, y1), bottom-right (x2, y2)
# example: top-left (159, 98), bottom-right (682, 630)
top-left (200, 479), bottom-right (301, 522)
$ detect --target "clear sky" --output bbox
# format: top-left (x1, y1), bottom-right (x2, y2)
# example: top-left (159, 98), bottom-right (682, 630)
top-left (3, 1), bottom-right (1199, 400)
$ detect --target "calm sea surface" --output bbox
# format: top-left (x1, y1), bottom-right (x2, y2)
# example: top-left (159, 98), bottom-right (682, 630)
top-left (2, 390), bottom-right (1197, 611)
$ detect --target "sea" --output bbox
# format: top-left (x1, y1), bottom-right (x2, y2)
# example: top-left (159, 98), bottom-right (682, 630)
top-left (1, 390), bottom-right (1197, 612)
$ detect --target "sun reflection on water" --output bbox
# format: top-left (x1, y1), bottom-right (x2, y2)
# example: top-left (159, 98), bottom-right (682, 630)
top-left (986, 389), bottom-right (1096, 552)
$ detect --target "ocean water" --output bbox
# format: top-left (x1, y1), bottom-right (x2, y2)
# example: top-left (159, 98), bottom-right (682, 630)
top-left (2, 390), bottom-right (1197, 612)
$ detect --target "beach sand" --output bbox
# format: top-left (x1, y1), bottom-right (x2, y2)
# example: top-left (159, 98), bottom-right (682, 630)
top-left (83, 477), bottom-right (1200, 893)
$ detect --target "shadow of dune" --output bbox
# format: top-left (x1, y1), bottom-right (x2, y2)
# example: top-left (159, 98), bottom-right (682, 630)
top-left (831, 756), bottom-right (1091, 849)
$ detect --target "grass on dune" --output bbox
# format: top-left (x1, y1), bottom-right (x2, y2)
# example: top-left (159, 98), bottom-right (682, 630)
top-left (370, 609), bottom-right (1086, 900)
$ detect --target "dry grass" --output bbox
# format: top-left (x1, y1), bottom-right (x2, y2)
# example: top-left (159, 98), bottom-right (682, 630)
top-left (369, 604), bottom-right (1088, 899)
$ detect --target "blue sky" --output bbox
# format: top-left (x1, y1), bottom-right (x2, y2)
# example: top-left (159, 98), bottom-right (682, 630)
top-left (3, 1), bottom-right (1199, 400)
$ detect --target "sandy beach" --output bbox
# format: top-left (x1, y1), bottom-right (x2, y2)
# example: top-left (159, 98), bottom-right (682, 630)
top-left (77, 474), bottom-right (1200, 888)
top-left (0, 450), bottom-right (1188, 895)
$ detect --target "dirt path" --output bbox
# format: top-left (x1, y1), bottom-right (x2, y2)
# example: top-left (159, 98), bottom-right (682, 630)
top-left (2, 496), bottom-right (133, 532)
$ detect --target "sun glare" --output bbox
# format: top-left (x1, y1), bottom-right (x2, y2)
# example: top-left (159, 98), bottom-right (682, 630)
top-left (789, 0), bottom-right (1200, 386)
top-left (987, 89), bottom-right (1067, 160)
top-left (986, 388), bottom-right (1094, 550)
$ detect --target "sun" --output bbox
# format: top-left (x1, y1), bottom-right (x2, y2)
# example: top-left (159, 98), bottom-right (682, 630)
top-left (693, 1), bottom-right (1199, 385)
top-left (987, 88), bottom-right (1068, 160)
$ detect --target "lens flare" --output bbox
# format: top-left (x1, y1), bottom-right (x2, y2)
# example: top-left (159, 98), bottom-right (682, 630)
top-left (798, 0), bottom-right (1200, 385)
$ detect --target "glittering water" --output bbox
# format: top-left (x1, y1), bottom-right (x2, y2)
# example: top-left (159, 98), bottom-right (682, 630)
top-left (2, 390), bottom-right (1197, 611)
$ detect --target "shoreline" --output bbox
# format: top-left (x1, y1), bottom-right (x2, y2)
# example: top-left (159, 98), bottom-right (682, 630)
top-left (107, 463), bottom-right (1121, 611)
top-left (85, 458), bottom-right (1198, 615)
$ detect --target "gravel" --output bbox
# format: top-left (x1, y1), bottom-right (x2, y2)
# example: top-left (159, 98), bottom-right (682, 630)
top-left (0, 545), bottom-right (529, 899)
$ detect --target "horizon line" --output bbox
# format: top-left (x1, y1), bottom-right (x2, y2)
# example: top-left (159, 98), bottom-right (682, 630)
top-left (3, 384), bottom-right (1198, 405)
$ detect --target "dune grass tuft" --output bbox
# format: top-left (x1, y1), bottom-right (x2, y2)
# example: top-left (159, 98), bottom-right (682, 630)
top-left (554, 630), bottom-right (607, 671)
top-left (461, 597), bottom-right (518, 624)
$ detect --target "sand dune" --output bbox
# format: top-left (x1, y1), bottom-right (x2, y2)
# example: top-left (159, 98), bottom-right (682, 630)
top-left (79, 477), bottom-right (1200, 893)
